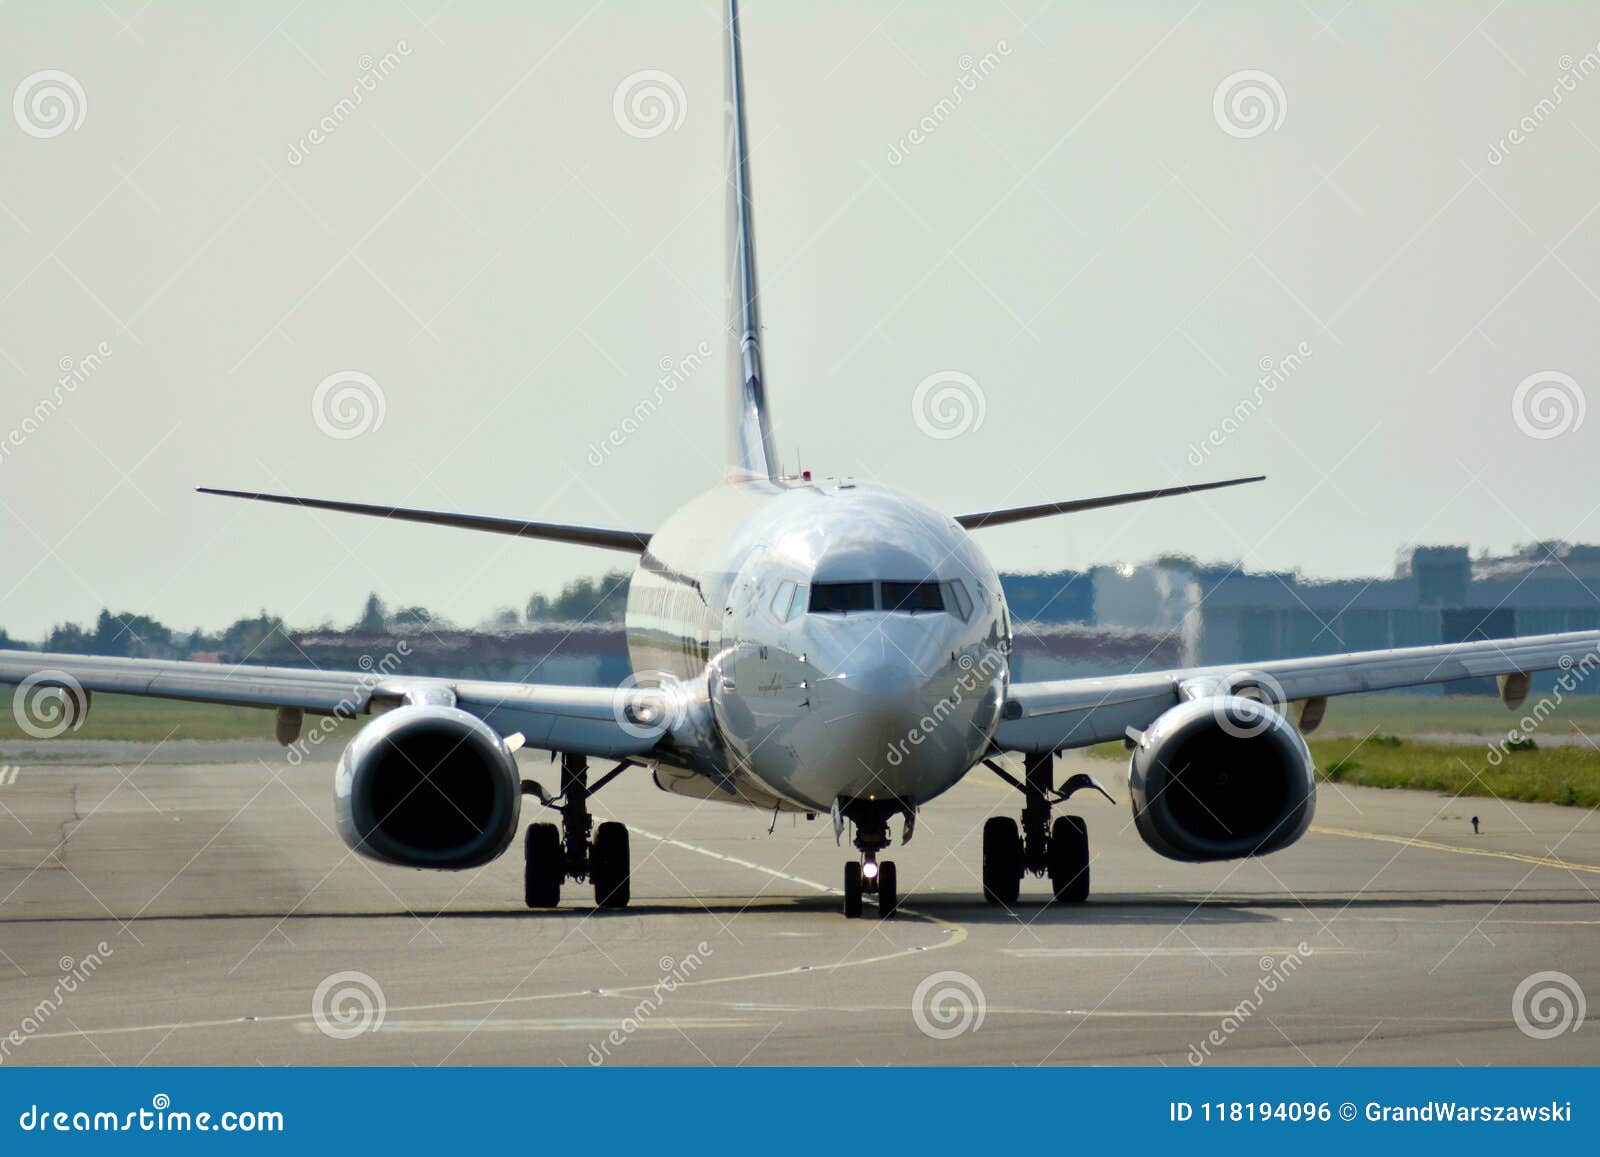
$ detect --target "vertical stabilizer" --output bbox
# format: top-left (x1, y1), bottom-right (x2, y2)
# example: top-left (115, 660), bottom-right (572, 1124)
top-left (725, 0), bottom-right (778, 480)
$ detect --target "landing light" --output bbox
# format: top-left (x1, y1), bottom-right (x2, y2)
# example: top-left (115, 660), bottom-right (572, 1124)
top-left (861, 861), bottom-right (879, 880)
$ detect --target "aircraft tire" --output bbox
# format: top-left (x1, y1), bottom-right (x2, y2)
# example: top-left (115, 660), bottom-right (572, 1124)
top-left (877, 860), bottom-right (898, 918)
top-left (982, 816), bottom-right (1022, 905)
top-left (525, 822), bottom-right (563, 908)
top-left (843, 861), bottom-right (863, 918)
top-left (592, 821), bottom-right (631, 909)
top-left (1048, 815), bottom-right (1090, 902)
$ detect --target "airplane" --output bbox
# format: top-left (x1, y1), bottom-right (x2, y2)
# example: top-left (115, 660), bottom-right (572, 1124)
top-left (5, 0), bottom-right (1598, 920)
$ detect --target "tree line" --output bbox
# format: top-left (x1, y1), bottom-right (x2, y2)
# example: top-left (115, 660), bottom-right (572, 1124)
top-left (1, 571), bottom-right (635, 659)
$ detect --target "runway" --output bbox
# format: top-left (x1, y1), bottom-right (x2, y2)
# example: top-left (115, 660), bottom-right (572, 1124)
top-left (1, 742), bottom-right (1597, 1066)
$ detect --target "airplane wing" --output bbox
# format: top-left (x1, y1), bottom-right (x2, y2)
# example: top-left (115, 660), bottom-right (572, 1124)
top-left (956, 475), bottom-right (1264, 531)
top-left (196, 489), bottom-right (651, 553)
top-left (0, 649), bottom-right (666, 758)
top-left (994, 628), bottom-right (1600, 754)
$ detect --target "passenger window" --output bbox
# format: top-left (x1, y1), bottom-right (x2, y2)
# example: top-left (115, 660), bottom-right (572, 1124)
top-left (770, 580), bottom-right (797, 621)
top-left (809, 582), bottom-right (875, 613)
top-left (944, 579), bottom-right (974, 622)
top-left (882, 581), bottom-right (944, 613)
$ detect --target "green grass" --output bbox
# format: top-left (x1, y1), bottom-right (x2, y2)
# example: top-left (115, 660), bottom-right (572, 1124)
top-left (0, 692), bottom-right (355, 743)
top-left (1314, 693), bottom-right (1600, 737)
top-left (1082, 697), bottom-right (1600, 808)
top-left (1307, 736), bottom-right (1600, 809)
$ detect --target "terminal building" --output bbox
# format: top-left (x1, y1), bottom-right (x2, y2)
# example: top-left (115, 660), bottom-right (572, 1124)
top-left (1000, 542), bottom-right (1600, 693)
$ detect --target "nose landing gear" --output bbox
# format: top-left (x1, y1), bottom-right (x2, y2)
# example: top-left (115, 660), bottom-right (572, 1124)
top-left (835, 797), bottom-right (907, 919)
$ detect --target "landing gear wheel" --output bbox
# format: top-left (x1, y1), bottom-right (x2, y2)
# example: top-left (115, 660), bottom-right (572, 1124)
top-left (982, 816), bottom-right (1022, 905)
top-left (524, 822), bottom-right (563, 908)
top-left (843, 861), bottom-right (863, 918)
top-left (591, 821), bottom-right (631, 909)
top-left (877, 860), bottom-right (898, 918)
top-left (1049, 815), bottom-right (1090, 903)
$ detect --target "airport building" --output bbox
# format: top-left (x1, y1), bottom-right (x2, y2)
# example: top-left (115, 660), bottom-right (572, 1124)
top-left (1001, 542), bottom-right (1600, 692)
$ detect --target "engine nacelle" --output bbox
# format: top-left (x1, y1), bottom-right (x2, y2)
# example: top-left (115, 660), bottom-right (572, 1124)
top-left (334, 705), bottom-right (521, 869)
top-left (1128, 695), bottom-right (1315, 862)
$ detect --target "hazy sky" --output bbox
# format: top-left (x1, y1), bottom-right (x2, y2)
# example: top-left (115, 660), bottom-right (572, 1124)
top-left (3, 1), bottom-right (1598, 638)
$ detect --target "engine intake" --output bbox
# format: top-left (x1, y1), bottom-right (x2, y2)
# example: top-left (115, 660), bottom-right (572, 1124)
top-left (1128, 695), bottom-right (1315, 862)
top-left (334, 705), bottom-right (521, 869)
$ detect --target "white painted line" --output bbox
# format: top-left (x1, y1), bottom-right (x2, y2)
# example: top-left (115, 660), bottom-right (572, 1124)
top-left (1003, 946), bottom-right (1360, 959)
top-left (624, 824), bottom-right (835, 893)
top-left (0, 765), bottom-right (18, 786)
top-left (296, 1016), bottom-right (764, 1035)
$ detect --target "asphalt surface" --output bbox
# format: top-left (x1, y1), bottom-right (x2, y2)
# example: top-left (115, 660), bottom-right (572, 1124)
top-left (1, 743), bottom-right (1597, 1066)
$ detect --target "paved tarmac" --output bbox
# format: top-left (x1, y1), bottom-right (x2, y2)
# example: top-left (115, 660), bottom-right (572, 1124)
top-left (1, 744), bottom-right (1597, 1066)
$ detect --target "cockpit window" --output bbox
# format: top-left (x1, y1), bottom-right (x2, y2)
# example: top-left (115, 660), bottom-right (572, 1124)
top-left (881, 581), bottom-right (944, 613)
top-left (770, 580), bottom-right (798, 622)
top-left (809, 581), bottom-right (875, 613)
top-left (944, 579), bottom-right (974, 621)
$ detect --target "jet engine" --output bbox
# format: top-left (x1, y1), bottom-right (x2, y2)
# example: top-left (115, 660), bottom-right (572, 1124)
top-left (334, 705), bottom-right (521, 869)
top-left (1128, 695), bottom-right (1315, 862)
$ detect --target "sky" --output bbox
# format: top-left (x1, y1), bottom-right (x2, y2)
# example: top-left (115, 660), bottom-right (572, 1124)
top-left (2, 1), bottom-right (1599, 639)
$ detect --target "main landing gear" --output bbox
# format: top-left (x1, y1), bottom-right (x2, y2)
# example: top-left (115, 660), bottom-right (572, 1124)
top-left (522, 753), bottom-right (638, 910)
top-left (836, 797), bottom-right (909, 919)
top-left (980, 753), bottom-right (1114, 905)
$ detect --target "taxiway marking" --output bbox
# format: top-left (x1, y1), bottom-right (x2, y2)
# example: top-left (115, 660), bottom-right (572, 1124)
top-left (1313, 824), bottom-right (1600, 875)
top-left (17, 828), bottom-right (969, 1048)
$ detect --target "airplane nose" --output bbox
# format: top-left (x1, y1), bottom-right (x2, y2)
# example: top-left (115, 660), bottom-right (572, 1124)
top-left (824, 663), bottom-right (940, 787)
top-left (842, 662), bottom-right (924, 706)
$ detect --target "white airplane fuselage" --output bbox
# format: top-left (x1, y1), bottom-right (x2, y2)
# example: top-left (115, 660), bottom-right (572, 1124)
top-left (626, 477), bottom-right (1011, 815)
